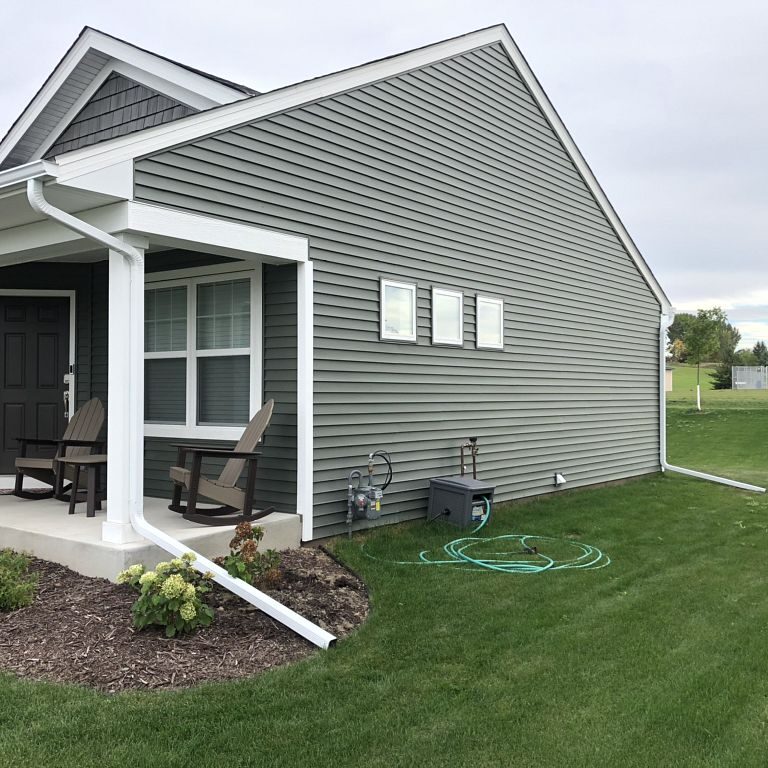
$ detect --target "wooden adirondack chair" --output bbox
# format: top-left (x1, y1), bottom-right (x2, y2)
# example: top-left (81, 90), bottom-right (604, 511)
top-left (168, 399), bottom-right (275, 526)
top-left (13, 398), bottom-right (105, 500)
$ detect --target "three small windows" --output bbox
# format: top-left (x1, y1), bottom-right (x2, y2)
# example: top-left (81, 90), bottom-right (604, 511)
top-left (379, 279), bottom-right (503, 350)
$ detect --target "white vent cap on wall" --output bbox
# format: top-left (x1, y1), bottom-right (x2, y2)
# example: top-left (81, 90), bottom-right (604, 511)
top-left (554, 472), bottom-right (567, 487)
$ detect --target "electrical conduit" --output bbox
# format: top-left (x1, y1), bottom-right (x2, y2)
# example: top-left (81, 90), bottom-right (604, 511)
top-left (658, 311), bottom-right (765, 494)
top-left (26, 177), bottom-right (336, 649)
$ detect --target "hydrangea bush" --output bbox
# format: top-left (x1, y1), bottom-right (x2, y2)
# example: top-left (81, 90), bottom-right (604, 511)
top-left (216, 522), bottom-right (281, 587)
top-left (117, 552), bottom-right (215, 637)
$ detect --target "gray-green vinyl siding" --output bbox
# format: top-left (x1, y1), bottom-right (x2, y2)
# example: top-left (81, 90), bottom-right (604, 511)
top-left (134, 43), bottom-right (662, 537)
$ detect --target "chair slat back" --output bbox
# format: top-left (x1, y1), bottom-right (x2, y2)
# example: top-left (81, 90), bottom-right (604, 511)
top-left (62, 398), bottom-right (104, 458)
top-left (217, 399), bottom-right (274, 488)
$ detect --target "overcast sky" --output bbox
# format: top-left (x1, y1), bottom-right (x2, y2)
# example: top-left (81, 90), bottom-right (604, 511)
top-left (1, 0), bottom-right (766, 347)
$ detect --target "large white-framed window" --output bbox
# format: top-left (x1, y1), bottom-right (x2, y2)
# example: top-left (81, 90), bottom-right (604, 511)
top-left (144, 264), bottom-right (262, 439)
top-left (432, 287), bottom-right (464, 346)
top-left (476, 295), bottom-right (504, 350)
top-left (380, 278), bottom-right (417, 342)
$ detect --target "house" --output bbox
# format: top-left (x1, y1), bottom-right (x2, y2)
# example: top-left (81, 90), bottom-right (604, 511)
top-left (0, 24), bottom-right (674, 561)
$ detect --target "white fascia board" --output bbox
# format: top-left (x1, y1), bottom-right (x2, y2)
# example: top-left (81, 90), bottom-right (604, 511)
top-left (123, 202), bottom-right (309, 262)
top-left (52, 24), bottom-right (670, 310)
top-left (0, 27), bottom-right (247, 167)
top-left (82, 30), bottom-right (246, 105)
top-left (0, 200), bottom-right (308, 264)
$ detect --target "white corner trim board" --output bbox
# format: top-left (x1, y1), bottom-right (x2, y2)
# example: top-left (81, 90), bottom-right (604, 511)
top-left (297, 260), bottom-right (315, 542)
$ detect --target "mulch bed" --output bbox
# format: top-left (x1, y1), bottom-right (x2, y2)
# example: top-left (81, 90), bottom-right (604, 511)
top-left (0, 549), bottom-right (369, 693)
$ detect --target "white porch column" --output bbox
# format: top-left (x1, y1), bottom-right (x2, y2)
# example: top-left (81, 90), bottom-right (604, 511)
top-left (296, 260), bottom-right (314, 541)
top-left (102, 234), bottom-right (148, 544)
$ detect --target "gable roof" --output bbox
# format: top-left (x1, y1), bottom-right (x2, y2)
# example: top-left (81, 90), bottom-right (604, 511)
top-left (0, 26), bottom-right (256, 170)
top-left (5, 23), bottom-right (672, 312)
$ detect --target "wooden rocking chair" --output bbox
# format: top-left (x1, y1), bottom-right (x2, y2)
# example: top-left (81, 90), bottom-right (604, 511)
top-left (13, 398), bottom-right (105, 500)
top-left (168, 399), bottom-right (275, 526)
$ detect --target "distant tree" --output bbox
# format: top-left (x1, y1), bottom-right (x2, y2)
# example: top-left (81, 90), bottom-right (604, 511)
top-left (670, 338), bottom-right (688, 363)
top-left (753, 341), bottom-right (768, 366)
top-left (667, 313), bottom-right (694, 357)
top-left (709, 321), bottom-right (741, 390)
top-left (735, 348), bottom-right (757, 366)
top-left (684, 308), bottom-right (726, 409)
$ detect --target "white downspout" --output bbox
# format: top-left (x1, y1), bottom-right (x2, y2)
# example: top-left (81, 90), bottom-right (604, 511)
top-left (659, 310), bottom-right (765, 494)
top-left (26, 178), bottom-right (336, 649)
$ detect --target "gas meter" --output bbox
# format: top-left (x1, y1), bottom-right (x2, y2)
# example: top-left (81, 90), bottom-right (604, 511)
top-left (346, 450), bottom-right (393, 534)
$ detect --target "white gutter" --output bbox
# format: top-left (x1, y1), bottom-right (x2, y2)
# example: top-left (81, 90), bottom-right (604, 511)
top-left (0, 159), bottom-right (57, 191)
top-left (659, 311), bottom-right (765, 494)
top-left (25, 177), bottom-right (336, 649)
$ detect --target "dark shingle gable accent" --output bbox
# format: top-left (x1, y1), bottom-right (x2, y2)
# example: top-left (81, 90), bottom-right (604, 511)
top-left (45, 72), bottom-right (197, 158)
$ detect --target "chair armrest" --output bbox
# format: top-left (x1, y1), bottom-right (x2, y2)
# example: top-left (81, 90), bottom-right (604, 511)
top-left (16, 437), bottom-right (59, 446)
top-left (181, 448), bottom-right (262, 460)
top-left (56, 439), bottom-right (102, 448)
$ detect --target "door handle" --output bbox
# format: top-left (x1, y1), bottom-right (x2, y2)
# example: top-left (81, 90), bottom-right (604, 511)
top-left (63, 390), bottom-right (70, 420)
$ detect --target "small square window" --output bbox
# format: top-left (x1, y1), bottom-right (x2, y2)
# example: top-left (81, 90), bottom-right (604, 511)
top-left (476, 296), bottom-right (504, 350)
top-left (432, 288), bottom-right (463, 346)
top-left (381, 279), bottom-right (417, 342)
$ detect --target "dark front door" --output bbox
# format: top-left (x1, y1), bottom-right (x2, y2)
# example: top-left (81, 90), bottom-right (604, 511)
top-left (0, 296), bottom-right (70, 474)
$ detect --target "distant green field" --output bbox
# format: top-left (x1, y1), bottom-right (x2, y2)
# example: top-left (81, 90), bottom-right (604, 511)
top-left (668, 364), bottom-right (768, 410)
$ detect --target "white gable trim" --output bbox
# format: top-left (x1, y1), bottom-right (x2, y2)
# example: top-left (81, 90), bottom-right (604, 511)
top-left (0, 27), bottom-right (248, 168)
top-left (51, 24), bottom-right (670, 310)
top-left (32, 58), bottom-right (224, 163)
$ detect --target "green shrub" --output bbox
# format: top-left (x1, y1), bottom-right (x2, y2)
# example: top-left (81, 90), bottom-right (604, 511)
top-left (216, 521), bottom-right (282, 587)
top-left (0, 549), bottom-right (38, 612)
top-left (117, 553), bottom-right (215, 637)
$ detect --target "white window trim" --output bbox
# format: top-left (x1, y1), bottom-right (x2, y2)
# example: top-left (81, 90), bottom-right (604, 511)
top-left (380, 278), bottom-right (417, 343)
top-left (431, 287), bottom-right (464, 346)
top-left (476, 295), bottom-right (505, 350)
top-left (143, 267), bottom-right (262, 439)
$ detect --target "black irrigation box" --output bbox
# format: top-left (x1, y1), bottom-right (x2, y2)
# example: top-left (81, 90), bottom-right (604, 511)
top-left (427, 476), bottom-right (495, 528)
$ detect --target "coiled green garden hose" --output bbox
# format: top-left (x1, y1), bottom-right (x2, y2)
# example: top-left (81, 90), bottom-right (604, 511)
top-left (363, 497), bottom-right (611, 573)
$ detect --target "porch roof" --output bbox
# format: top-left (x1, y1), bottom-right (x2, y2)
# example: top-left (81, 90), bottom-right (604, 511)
top-left (0, 161), bottom-right (308, 266)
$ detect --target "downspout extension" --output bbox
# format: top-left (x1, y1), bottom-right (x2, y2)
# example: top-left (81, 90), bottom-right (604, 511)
top-left (26, 178), bottom-right (336, 649)
top-left (658, 311), bottom-right (765, 494)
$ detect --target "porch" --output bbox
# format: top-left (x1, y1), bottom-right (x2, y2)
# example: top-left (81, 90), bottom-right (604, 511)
top-left (0, 163), bottom-right (315, 580)
top-left (0, 492), bottom-right (300, 578)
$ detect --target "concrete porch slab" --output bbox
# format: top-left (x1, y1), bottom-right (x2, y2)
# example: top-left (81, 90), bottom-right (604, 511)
top-left (0, 493), bottom-right (301, 580)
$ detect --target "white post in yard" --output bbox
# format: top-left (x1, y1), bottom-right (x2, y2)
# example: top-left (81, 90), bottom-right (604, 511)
top-left (102, 235), bottom-right (148, 544)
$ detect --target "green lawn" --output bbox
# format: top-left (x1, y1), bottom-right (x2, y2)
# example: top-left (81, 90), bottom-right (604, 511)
top-left (2, 391), bottom-right (768, 766)
top-left (668, 364), bottom-right (768, 485)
